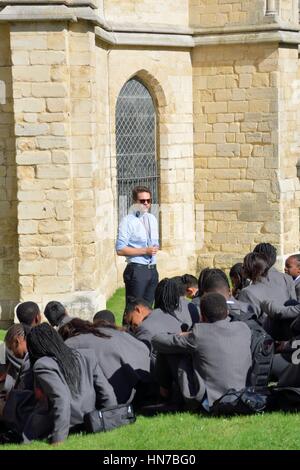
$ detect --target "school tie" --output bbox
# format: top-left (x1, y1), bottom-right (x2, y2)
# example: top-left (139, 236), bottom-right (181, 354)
top-left (141, 213), bottom-right (151, 245)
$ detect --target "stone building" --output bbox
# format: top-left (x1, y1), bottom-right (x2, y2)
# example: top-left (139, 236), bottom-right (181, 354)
top-left (0, 0), bottom-right (299, 325)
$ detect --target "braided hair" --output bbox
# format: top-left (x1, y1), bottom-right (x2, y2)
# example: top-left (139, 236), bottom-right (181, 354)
top-left (154, 278), bottom-right (180, 314)
top-left (26, 323), bottom-right (81, 397)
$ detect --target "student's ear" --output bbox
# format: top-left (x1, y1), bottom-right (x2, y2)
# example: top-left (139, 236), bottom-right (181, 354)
top-left (186, 287), bottom-right (194, 297)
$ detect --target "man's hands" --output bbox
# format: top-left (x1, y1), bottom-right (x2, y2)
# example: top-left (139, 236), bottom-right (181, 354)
top-left (145, 246), bottom-right (159, 256)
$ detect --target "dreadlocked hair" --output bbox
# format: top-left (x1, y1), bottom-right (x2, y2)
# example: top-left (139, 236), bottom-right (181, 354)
top-left (5, 323), bottom-right (31, 349)
top-left (154, 278), bottom-right (180, 314)
top-left (27, 323), bottom-right (81, 398)
top-left (58, 318), bottom-right (112, 341)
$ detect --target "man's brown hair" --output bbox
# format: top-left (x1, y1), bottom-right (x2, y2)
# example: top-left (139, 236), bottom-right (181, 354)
top-left (132, 186), bottom-right (152, 202)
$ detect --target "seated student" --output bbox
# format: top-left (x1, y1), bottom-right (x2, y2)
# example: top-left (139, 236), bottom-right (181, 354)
top-left (171, 276), bottom-right (200, 327)
top-left (16, 302), bottom-right (41, 328)
top-left (93, 310), bottom-right (116, 326)
top-left (124, 281), bottom-right (188, 362)
top-left (252, 243), bottom-right (296, 301)
top-left (0, 325), bottom-right (35, 442)
top-left (152, 293), bottom-right (252, 410)
top-left (238, 252), bottom-right (296, 323)
top-left (192, 268), bottom-right (229, 310)
top-left (285, 254), bottom-right (300, 301)
top-left (44, 301), bottom-right (73, 329)
top-left (20, 323), bottom-right (117, 444)
top-left (181, 274), bottom-right (198, 299)
top-left (202, 274), bottom-right (254, 318)
top-left (229, 263), bottom-right (250, 299)
top-left (3, 324), bottom-right (33, 393)
top-left (59, 318), bottom-right (151, 405)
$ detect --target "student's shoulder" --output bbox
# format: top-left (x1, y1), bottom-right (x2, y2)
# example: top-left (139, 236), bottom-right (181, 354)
top-left (33, 356), bottom-right (59, 372)
top-left (230, 319), bottom-right (252, 335)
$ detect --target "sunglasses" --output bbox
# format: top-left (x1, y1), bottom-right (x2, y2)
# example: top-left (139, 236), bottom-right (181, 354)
top-left (138, 199), bottom-right (151, 204)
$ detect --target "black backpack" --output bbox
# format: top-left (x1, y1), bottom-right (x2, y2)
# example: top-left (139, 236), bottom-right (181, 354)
top-left (210, 386), bottom-right (268, 416)
top-left (230, 312), bottom-right (274, 389)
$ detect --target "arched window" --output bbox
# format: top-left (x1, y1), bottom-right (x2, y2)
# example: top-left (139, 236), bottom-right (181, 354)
top-left (116, 78), bottom-right (159, 220)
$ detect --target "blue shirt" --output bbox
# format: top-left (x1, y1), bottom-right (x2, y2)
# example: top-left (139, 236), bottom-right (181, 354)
top-left (115, 212), bottom-right (159, 265)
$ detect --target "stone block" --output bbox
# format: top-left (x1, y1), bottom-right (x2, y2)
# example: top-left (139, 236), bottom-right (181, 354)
top-left (18, 201), bottom-right (55, 220)
top-left (35, 276), bottom-right (73, 294)
top-left (40, 246), bottom-right (72, 259)
top-left (13, 66), bottom-right (50, 82)
top-left (32, 83), bottom-right (68, 98)
top-left (19, 259), bottom-right (57, 276)
top-left (36, 165), bottom-right (70, 179)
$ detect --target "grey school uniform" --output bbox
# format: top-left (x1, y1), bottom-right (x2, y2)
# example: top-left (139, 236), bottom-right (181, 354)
top-left (295, 277), bottom-right (300, 301)
top-left (133, 308), bottom-right (185, 358)
top-left (22, 348), bottom-right (116, 444)
top-left (152, 319), bottom-right (252, 407)
top-left (66, 329), bottom-right (151, 404)
top-left (239, 268), bottom-right (296, 319)
top-left (174, 297), bottom-right (200, 327)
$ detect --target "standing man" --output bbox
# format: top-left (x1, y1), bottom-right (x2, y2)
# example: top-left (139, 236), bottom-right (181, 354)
top-left (116, 186), bottom-right (159, 308)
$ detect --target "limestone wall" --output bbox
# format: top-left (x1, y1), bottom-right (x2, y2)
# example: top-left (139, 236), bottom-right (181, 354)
top-left (189, 0), bottom-right (267, 28)
top-left (280, 0), bottom-right (299, 24)
top-left (9, 22), bottom-right (112, 319)
top-left (277, 45), bottom-right (300, 258)
top-left (193, 43), bottom-right (281, 270)
top-left (103, 0), bottom-right (189, 27)
top-left (0, 25), bottom-right (19, 327)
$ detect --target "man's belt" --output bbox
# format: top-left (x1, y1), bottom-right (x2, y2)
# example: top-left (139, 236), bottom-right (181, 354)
top-left (130, 263), bottom-right (156, 270)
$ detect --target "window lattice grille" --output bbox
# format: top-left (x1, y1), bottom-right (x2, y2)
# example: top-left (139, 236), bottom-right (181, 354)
top-left (116, 78), bottom-right (159, 220)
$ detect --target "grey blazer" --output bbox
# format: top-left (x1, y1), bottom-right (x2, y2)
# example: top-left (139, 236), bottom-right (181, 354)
top-left (174, 297), bottom-right (200, 327)
top-left (66, 328), bottom-right (151, 404)
top-left (23, 348), bottom-right (117, 444)
top-left (295, 277), bottom-right (300, 301)
top-left (239, 268), bottom-right (296, 318)
top-left (134, 308), bottom-right (185, 353)
top-left (152, 319), bottom-right (252, 406)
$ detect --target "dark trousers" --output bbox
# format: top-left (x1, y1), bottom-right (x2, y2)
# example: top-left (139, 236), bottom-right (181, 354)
top-left (123, 263), bottom-right (158, 308)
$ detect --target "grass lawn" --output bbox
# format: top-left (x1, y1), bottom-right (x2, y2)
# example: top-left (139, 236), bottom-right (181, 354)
top-left (1, 288), bottom-right (300, 450)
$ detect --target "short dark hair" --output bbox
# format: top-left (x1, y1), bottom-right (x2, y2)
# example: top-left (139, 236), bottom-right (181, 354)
top-left (93, 310), bottom-right (116, 325)
top-left (288, 254), bottom-right (300, 265)
top-left (181, 274), bottom-right (198, 289)
top-left (5, 323), bottom-right (31, 348)
top-left (16, 301), bottom-right (40, 326)
top-left (243, 252), bottom-right (269, 283)
top-left (124, 297), bottom-right (151, 316)
top-left (200, 293), bottom-right (228, 323)
top-left (44, 301), bottom-right (66, 327)
top-left (203, 274), bottom-right (230, 294)
top-left (253, 243), bottom-right (277, 268)
top-left (132, 186), bottom-right (152, 202)
top-left (198, 268), bottom-right (228, 297)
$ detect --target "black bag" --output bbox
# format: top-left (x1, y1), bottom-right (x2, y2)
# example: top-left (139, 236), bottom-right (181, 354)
top-left (210, 387), bottom-right (268, 416)
top-left (84, 403), bottom-right (136, 433)
top-left (230, 313), bottom-right (274, 389)
top-left (269, 386), bottom-right (300, 411)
